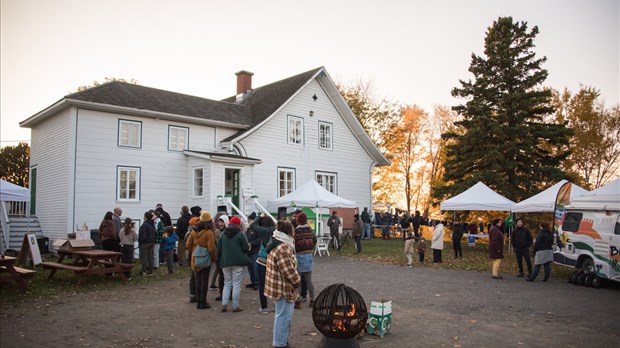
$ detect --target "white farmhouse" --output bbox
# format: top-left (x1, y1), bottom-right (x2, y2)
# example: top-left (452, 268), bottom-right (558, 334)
top-left (20, 67), bottom-right (389, 241)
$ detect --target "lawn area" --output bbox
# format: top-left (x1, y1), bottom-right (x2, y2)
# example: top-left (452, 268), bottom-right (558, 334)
top-left (2, 231), bottom-right (572, 304)
top-left (336, 227), bottom-right (572, 278)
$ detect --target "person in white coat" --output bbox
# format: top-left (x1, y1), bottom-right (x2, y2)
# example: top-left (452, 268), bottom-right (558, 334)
top-left (431, 220), bottom-right (445, 263)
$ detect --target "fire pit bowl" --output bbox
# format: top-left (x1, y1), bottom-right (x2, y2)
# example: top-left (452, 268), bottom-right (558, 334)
top-left (312, 283), bottom-right (368, 346)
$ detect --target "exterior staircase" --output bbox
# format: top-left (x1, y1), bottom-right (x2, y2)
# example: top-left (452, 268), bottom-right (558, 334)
top-left (0, 216), bottom-right (44, 252)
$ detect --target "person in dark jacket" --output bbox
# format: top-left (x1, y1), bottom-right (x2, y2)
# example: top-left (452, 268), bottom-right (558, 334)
top-left (361, 207), bottom-right (372, 240)
top-left (176, 206), bottom-right (192, 267)
top-left (245, 212), bottom-right (260, 290)
top-left (251, 214), bottom-right (276, 314)
top-left (412, 210), bottom-right (421, 239)
top-left (155, 203), bottom-right (172, 227)
top-left (99, 211), bottom-right (120, 252)
top-left (138, 211), bottom-right (156, 276)
top-left (526, 222), bottom-right (554, 282)
top-left (511, 218), bottom-right (533, 277)
top-left (452, 219), bottom-right (464, 259)
top-left (217, 216), bottom-right (251, 312)
top-left (489, 219), bottom-right (504, 279)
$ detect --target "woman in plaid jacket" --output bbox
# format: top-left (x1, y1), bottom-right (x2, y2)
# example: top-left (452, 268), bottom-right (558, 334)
top-left (264, 220), bottom-right (301, 348)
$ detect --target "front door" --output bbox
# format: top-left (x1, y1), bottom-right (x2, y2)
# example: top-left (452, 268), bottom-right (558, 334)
top-left (225, 168), bottom-right (240, 209)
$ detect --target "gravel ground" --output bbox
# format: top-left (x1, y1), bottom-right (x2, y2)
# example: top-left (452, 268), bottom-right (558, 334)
top-left (1, 255), bottom-right (619, 348)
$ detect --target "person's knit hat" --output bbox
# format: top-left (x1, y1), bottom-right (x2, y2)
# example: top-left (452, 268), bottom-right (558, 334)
top-left (218, 215), bottom-right (229, 227)
top-left (190, 206), bottom-right (202, 217)
top-left (292, 208), bottom-right (303, 215)
top-left (247, 212), bottom-right (257, 220)
top-left (297, 212), bottom-right (307, 225)
top-left (189, 217), bottom-right (200, 226)
top-left (200, 212), bottom-right (212, 222)
top-left (229, 216), bottom-right (241, 226)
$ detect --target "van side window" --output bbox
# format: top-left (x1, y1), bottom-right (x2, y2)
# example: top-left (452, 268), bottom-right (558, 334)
top-left (562, 213), bottom-right (583, 232)
top-left (615, 216), bottom-right (620, 235)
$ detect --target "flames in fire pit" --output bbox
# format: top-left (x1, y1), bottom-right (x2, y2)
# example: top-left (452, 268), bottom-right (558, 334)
top-left (312, 284), bottom-right (368, 340)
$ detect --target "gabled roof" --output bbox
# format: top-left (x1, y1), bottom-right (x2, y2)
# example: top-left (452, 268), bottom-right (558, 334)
top-left (66, 82), bottom-right (250, 125)
top-left (220, 67), bottom-right (323, 142)
top-left (20, 67), bottom-right (390, 166)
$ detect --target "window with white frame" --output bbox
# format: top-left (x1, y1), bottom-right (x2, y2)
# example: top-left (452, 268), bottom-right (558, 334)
top-left (117, 166), bottom-right (140, 201)
top-left (118, 120), bottom-right (141, 148)
top-left (288, 116), bottom-right (303, 145)
top-left (319, 121), bottom-right (332, 150)
top-left (278, 168), bottom-right (295, 197)
top-left (316, 172), bottom-right (337, 193)
top-left (169, 126), bottom-right (188, 151)
top-left (193, 167), bottom-right (204, 197)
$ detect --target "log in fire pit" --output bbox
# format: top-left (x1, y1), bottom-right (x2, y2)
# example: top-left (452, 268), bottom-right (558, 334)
top-left (312, 283), bottom-right (368, 348)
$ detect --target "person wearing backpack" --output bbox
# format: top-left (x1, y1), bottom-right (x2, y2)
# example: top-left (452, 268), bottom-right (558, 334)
top-left (186, 212), bottom-right (217, 309)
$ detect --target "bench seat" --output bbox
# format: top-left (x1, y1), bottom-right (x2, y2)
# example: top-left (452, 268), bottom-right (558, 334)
top-left (97, 260), bottom-right (134, 269)
top-left (39, 262), bottom-right (88, 272)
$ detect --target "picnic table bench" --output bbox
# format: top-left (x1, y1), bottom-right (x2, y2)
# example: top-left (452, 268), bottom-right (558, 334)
top-left (41, 249), bottom-right (129, 286)
top-left (1, 255), bottom-right (36, 292)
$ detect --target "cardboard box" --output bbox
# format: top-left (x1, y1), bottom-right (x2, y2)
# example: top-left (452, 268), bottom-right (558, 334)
top-left (52, 239), bottom-right (95, 251)
top-left (366, 300), bottom-right (392, 338)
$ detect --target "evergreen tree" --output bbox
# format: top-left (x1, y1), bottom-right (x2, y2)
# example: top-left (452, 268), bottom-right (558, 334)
top-left (435, 17), bottom-right (572, 202)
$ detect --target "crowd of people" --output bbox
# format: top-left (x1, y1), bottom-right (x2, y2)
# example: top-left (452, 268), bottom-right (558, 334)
top-left (96, 204), bottom-right (553, 347)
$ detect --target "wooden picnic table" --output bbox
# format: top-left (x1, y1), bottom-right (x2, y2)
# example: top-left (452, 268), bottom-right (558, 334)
top-left (40, 249), bottom-right (132, 286)
top-left (1, 255), bottom-right (36, 292)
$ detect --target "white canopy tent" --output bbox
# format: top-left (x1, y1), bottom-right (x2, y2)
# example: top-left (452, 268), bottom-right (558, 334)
top-left (0, 179), bottom-right (30, 202)
top-left (266, 180), bottom-right (357, 236)
top-left (0, 180), bottom-right (30, 253)
top-left (440, 181), bottom-right (515, 211)
top-left (567, 178), bottom-right (620, 210)
top-left (512, 180), bottom-right (588, 213)
top-left (266, 180), bottom-right (357, 209)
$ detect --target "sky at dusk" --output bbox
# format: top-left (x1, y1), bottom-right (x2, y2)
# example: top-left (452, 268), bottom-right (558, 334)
top-left (1, 0), bottom-right (618, 145)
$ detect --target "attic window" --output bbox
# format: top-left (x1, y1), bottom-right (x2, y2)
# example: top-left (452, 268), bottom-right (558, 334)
top-left (288, 115), bottom-right (303, 145)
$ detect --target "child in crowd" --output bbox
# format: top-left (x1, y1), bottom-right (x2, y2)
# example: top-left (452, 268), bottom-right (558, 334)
top-left (404, 231), bottom-right (415, 267)
top-left (119, 217), bottom-right (137, 279)
top-left (162, 226), bottom-right (178, 274)
top-left (417, 237), bottom-right (426, 264)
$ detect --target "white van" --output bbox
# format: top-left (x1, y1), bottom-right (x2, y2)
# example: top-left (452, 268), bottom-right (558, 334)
top-left (553, 192), bottom-right (620, 287)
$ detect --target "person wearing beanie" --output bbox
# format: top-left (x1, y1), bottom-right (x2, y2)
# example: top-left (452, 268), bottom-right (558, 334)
top-left (185, 211), bottom-right (217, 309)
top-left (210, 213), bottom-right (229, 297)
top-left (251, 214), bottom-right (276, 314)
top-left (294, 212), bottom-right (316, 309)
top-left (217, 215), bottom-right (251, 312)
top-left (245, 212), bottom-right (261, 291)
top-left (185, 212), bottom-right (200, 303)
top-left (190, 206), bottom-right (202, 217)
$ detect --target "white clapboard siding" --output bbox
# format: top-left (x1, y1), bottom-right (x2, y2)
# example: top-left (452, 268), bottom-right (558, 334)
top-left (72, 109), bottom-right (219, 230)
top-left (29, 108), bottom-right (74, 241)
top-left (240, 79), bottom-right (373, 210)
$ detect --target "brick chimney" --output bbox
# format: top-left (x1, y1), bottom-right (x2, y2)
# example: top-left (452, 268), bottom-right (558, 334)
top-left (235, 70), bottom-right (254, 95)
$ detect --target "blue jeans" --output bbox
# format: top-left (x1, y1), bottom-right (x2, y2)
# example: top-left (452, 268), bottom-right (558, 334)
top-left (363, 223), bottom-right (371, 239)
top-left (247, 253), bottom-right (259, 286)
top-left (222, 266), bottom-right (244, 309)
top-left (355, 236), bottom-right (362, 253)
top-left (273, 297), bottom-right (295, 347)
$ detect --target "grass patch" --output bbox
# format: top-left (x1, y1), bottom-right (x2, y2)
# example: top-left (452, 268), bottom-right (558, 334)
top-left (3, 236), bottom-right (574, 304)
top-left (0, 256), bottom-right (192, 306)
top-left (337, 233), bottom-right (572, 279)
